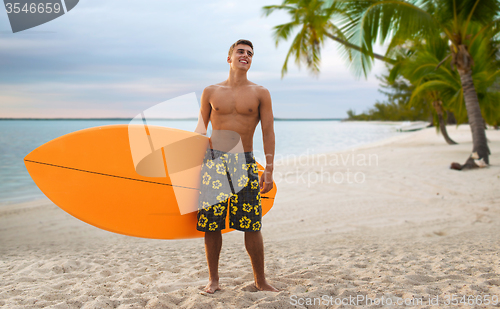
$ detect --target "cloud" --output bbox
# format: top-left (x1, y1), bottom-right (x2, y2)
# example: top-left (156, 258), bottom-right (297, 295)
top-left (0, 0), bottom-right (387, 118)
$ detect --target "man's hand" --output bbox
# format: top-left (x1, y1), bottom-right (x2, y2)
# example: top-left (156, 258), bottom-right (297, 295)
top-left (259, 167), bottom-right (274, 194)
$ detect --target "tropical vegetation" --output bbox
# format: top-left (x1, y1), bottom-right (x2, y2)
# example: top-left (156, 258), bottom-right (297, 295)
top-left (263, 0), bottom-right (500, 166)
top-left (346, 72), bottom-right (431, 121)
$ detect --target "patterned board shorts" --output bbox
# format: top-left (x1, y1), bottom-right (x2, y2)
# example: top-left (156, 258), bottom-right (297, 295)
top-left (196, 148), bottom-right (262, 232)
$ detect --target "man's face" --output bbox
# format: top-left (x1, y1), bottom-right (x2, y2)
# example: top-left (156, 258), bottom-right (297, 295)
top-left (228, 44), bottom-right (253, 70)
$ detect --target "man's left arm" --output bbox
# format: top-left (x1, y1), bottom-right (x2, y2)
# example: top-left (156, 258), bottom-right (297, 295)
top-left (258, 87), bottom-right (275, 194)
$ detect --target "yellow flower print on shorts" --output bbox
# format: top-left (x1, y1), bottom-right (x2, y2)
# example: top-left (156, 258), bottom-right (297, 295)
top-left (242, 203), bottom-right (252, 212)
top-left (229, 193), bottom-right (238, 214)
top-left (197, 149), bottom-right (262, 233)
top-left (230, 194), bottom-right (238, 204)
top-left (240, 216), bottom-right (251, 229)
top-left (242, 163), bottom-right (252, 170)
top-left (202, 201), bottom-right (211, 211)
top-left (252, 221), bottom-right (261, 231)
top-left (198, 214), bottom-right (208, 228)
top-left (213, 204), bottom-right (225, 216)
top-left (238, 175), bottom-right (249, 187)
top-left (216, 163), bottom-right (226, 175)
top-left (250, 179), bottom-right (259, 190)
top-left (217, 192), bottom-right (229, 202)
top-left (205, 160), bottom-right (214, 169)
top-left (212, 180), bottom-right (222, 189)
top-left (202, 172), bottom-right (211, 185)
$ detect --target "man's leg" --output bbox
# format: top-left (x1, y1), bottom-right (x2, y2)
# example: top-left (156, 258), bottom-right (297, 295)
top-left (244, 231), bottom-right (278, 291)
top-left (204, 230), bottom-right (222, 293)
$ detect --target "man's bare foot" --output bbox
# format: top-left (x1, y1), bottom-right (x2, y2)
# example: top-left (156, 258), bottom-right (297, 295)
top-left (255, 281), bottom-right (278, 292)
top-left (204, 279), bottom-right (221, 294)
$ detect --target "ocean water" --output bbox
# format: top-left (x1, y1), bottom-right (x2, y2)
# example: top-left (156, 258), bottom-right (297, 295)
top-left (0, 120), bottom-right (403, 205)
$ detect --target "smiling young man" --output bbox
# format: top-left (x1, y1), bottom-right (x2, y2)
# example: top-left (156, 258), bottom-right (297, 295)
top-left (194, 39), bottom-right (278, 293)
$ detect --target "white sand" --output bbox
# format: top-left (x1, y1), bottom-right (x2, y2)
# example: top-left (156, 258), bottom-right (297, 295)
top-left (1, 125), bottom-right (499, 308)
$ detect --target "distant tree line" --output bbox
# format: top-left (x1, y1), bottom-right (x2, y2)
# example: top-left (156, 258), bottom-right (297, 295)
top-left (346, 74), bottom-right (431, 122)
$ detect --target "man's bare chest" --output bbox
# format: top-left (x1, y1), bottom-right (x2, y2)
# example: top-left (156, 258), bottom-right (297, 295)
top-left (210, 90), bottom-right (260, 116)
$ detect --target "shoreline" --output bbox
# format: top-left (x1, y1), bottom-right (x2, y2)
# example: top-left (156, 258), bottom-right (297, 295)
top-left (1, 125), bottom-right (499, 308)
top-left (2, 124), bottom-right (497, 231)
top-left (0, 123), bottom-right (429, 211)
top-left (0, 121), bottom-right (407, 208)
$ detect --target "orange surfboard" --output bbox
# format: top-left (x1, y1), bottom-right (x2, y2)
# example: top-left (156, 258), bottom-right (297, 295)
top-left (24, 125), bottom-right (276, 239)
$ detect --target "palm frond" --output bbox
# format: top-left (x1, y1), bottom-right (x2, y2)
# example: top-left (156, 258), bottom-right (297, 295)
top-left (272, 21), bottom-right (300, 46)
top-left (262, 4), bottom-right (298, 17)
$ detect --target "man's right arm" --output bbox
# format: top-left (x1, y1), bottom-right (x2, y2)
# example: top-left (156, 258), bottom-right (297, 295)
top-left (194, 87), bottom-right (212, 135)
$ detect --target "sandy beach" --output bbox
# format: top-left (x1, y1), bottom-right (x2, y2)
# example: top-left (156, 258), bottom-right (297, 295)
top-left (1, 125), bottom-right (499, 309)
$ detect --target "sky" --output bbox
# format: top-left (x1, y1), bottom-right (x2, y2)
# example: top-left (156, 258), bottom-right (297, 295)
top-left (0, 0), bottom-right (388, 119)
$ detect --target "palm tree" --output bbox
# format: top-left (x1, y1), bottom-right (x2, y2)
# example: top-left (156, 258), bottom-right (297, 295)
top-left (261, 0), bottom-right (394, 77)
top-left (338, 0), bottom-right (500, 165)
top-left (387, 35), bottom-right (462, 144)
top-left (388, 19), bottom-right (500, 146)
top-left (264, 0), bottom-right (500, 166)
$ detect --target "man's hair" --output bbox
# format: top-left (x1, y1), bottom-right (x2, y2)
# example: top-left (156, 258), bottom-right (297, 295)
top-left (228, 39), bottom-right (254, 57)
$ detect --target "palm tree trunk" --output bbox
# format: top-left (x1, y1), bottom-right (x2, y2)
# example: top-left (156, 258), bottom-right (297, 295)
top-left (432, 100), bottom-right (457, 145)
top-left (458, 69), bottom-right (490, 164)
top-left (438, 113), bottom-right (458, 145)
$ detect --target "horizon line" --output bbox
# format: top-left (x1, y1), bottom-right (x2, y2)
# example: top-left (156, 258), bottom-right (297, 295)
top-left (0, 117), bottom-right (345, 121)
